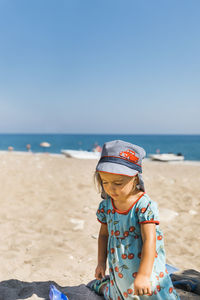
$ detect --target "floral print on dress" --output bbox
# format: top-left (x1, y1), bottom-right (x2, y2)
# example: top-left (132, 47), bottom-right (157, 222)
top-left (96, 193), bottom-right (180, 300)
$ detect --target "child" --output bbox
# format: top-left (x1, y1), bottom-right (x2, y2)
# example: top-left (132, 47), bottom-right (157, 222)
top-left (92, 140), bottom-right (180, 299)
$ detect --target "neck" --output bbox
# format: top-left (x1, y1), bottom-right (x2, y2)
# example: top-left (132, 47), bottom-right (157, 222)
top-left (112, 191), bottom-right (144, 212)
top-left (116, 189), bottom-right (142, 203)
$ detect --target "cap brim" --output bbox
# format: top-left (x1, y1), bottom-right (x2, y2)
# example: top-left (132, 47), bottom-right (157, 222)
top-left (96, 162), bottom-right (138, 177)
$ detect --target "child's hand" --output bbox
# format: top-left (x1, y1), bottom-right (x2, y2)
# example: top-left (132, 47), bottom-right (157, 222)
top-left (95, 262), bottom-right (106, 280)
top-left (134, 273), bottom-right (152, 296)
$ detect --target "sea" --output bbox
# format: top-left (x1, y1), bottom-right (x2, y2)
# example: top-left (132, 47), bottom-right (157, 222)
top-left (0, 134), bottom-right (199, 161)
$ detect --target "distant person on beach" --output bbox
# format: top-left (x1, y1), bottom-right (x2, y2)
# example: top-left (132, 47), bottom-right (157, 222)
top-left (93, 143), bottom-right (102, 153)
top-left (91, 140), bottom-right (180, 299)
top-left (26, 144), bottom-right (31, 152)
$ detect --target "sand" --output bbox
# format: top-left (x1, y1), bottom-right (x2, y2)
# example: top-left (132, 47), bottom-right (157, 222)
top-left (0, 152), bottom-right (199, 299)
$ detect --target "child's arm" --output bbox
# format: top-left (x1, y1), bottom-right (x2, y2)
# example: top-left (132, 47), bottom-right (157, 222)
top-left (134, 223), bottom-right (156, 296)
top-left (95, 223), bottom-right (109, 280)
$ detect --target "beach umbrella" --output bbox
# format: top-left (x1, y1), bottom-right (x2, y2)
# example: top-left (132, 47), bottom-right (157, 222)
top-left (40, 142), bottom-right (51, 152)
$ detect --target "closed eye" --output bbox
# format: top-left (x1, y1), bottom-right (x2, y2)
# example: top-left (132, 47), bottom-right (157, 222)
top-left (102, 182), bottom-right (122, 185)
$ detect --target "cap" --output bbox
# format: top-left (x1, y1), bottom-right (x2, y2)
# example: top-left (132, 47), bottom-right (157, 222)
top-left (96, 140), bottom-right (146, 191)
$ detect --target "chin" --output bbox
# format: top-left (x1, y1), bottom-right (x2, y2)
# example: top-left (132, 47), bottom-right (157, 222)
top-left (111, 195), bottom-right (118, 199)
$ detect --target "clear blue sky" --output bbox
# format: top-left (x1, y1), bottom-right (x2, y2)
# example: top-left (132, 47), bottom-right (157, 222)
top-left (0, 0), bottom-right (199, 134)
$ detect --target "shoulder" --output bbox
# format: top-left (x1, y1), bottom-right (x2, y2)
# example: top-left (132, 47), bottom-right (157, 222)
top-left (135, 193), bottom-right (158, 210)
top-left (97, 197), bottom-right (112, 215)
top-left (135, 193), bottom-right (160, 224)
top-left (97, 198), bottom-right (108, 212)
top-left (96, 198), bottom-right (111, 224)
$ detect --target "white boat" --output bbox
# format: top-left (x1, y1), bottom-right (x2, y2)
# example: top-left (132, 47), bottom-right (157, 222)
top-left (149, 153), bottom-right (184, 162)
top-left (61, 149), bottom-right (101, 159)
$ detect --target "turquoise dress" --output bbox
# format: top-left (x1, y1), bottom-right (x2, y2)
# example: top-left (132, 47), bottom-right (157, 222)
top-left (96, 193), bottom-right (180, 300)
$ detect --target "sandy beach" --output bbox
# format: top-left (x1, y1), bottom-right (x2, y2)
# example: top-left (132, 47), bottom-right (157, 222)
top-left (0, 152), bottom-right (199, 299)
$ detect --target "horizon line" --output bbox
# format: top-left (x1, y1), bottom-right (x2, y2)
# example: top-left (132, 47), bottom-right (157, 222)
top-left (0, 133), bottom-right (199, 135)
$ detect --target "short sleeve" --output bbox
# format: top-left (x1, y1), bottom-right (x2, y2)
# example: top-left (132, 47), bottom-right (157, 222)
top-left (136, 196), bottom-right (160, 225)
top-left (96, 200), bottom-right (107, 224)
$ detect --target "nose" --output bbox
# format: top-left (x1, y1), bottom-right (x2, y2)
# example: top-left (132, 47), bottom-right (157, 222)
top-left (108, 183), bottom-right (116, 193)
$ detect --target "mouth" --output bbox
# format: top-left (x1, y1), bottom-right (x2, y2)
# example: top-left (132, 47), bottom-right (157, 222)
top-left (110, 194), bottom-right (118, 198)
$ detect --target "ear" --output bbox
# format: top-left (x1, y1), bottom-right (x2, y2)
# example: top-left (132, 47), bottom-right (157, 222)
top-left (132, 175), bottom-right (140, 193)
top-left (133, 174), bottom-right (139, 184)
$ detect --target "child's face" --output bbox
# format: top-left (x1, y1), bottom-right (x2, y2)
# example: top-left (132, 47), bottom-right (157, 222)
top-left (99, 172), bottom-right (136, 201)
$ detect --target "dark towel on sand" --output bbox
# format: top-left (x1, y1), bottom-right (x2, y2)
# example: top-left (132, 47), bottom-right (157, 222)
top-left (0, 279), bottom-right (103, 300)
top-left (0, 271), bottom-right (200, 300)
top-left (171, 269), bottom-right (200, 295)
top-left (61, 279), bottom-right (104, 300)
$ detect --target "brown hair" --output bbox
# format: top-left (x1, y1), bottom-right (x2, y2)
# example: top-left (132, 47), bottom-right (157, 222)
top-left (94, 171), bottom-right (107, 199)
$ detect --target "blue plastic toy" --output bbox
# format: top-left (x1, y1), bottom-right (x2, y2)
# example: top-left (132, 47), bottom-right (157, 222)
top-left (166, 263), bottom-right (179, 275)
top-left (49, 284), bottom-right (69, 300)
